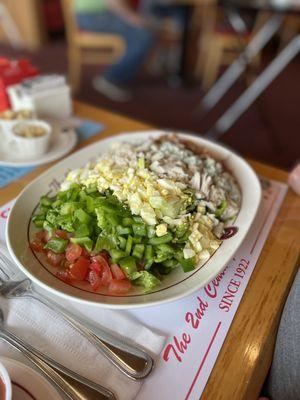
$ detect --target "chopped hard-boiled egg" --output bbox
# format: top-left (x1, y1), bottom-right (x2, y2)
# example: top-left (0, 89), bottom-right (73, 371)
top-left (62, 136), bottom-right (241, 268)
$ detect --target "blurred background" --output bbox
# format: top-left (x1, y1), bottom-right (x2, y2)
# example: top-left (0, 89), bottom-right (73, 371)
top-left (0, 0), bottom-right (299, 170)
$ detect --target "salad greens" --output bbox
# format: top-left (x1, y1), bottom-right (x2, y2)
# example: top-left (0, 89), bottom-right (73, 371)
top-left (33, 183), bottom-right (196, 292)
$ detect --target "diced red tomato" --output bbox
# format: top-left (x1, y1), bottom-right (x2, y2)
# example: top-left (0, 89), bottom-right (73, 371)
top-left (62, 259), bottom-right (72, 269)
top-left (100, 262), bottom-right (113, 287)
top-left (91, 254), bottom-right (107, 265)
top-left (110, 264), bottom-right (126, 280)
top-left (92, 251), bottom-right (109, 261)
top-left (56, 270), bottom-right (71, 284)
top-left (87, 269), bottom-right (102, 291)
top-left (90, 262), bottom-right (102, 274)
top-left (81, 247), bottom-right (90, 258)
top-left (35, 230), bottom-right (50, 243)
top-left (100, 251), bottom-right (110, 262)
top-left (65, 243), bottom-right (82, 262)
top-left (47, 250), bottom-right (64, 267)
top-left (108, 279), bottom-right (131, 295)
top-left (30, 241), bottom-right (44, 253)
top-left (69, 257), bottom-right (90, 281)
top-left (91, 254), bottom-right (110, 271)
top-left (55, 230), bottom-right (68, 240)
top-left (34, 228), bottom-right (133, 294)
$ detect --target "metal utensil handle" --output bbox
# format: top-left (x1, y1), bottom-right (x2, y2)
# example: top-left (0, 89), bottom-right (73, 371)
top-left (0, 329), bottom-right (116, 400)
top-left (27, 289), bottom-right (153, 380)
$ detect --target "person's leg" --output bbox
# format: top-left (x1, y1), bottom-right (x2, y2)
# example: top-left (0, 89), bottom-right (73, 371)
top-left (104, 23), bottom-right (154, 86)
top-left (150, 4), bottom-right (188, 29)
top-left (77, 11), bottom-right (155, 86)
top-left (266, 270), bottom-right (300, 400)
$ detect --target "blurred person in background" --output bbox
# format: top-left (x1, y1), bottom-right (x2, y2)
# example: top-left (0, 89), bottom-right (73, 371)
top-left (139, 0), bottom-right (188, 80)
top-left (140, 0), bottom-right (187, 29)
top-left (75, 0), bottom-right (155, 101)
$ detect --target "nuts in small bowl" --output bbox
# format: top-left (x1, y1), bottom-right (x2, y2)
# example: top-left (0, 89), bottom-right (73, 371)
top-left (9, 120), bottom-right (52, 158)
top-left (14, 123), bottom-right (47, 139)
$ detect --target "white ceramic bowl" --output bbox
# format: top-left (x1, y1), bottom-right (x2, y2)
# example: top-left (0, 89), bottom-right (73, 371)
top-left (0, 360), bottom-right (12, 400)
top-left (6, 131), bottom-right (262, 309)
top-left (0, 357), bottom-right (61, 400)
top-left (7, 119), bottom-right (52, 159)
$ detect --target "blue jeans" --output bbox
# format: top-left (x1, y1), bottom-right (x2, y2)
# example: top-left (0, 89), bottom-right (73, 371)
top-left (140, 1), bottom-right (188, 29)
top-left (77, 12), bottom-right (155, 86)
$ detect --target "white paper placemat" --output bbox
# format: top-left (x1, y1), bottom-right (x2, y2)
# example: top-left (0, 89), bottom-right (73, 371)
top-left (0, 178), bottom-right (288, 399)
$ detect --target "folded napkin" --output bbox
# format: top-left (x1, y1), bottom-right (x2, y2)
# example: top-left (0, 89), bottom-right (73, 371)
top-left (0, 259), bottom-right (166, 400)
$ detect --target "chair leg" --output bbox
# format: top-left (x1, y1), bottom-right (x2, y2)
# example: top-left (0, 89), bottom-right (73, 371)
top-left (68, 47), bottom-right (82, 93)
top-left (194, 3), bottom-right (218, 80)
top-left (194, 46), bottom-right (208, 79)
top-left (206, 35), bottom-right (300, 138)
top-left (201, 39), bottom-right (223, 90)
top-left (278, 16), bottom-right (300, 51)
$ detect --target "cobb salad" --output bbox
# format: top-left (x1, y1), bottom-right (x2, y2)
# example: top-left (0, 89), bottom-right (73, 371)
top-left (30, 135), bottom-right (241, 295)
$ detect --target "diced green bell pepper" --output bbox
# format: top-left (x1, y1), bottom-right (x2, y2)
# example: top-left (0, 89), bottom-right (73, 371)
top-left (132, 223), bottom-right (147, 236)
top-left (147, 226), bottom-right (156, 238)
top-left (132, 236), bottom-right (142, 244)
top-left (32, 214), bottom-right (45, 228)
top-left (215, 199), bottom-right (228, 218)
top-left (109, 249), bottom-right (127, 262)
top-left (46, 210), bottom-right (59, 227)
top-left (132, 244), bottom-right (145, 259)
top-left (44, 237), bottom-right (68, 253)
top-left (122, 217), bottom-right (133, 226)
top-left (74, 209), bottom-right (91, 224)
top-left (118, 236), bottom-right (127, 250)
top-left (149, 233), bottom-right (173, 245)
top-left (43, 220), bottom-right (55, 233)
top-left (70, 237), bottom-right (93, 252)
top-left (177, 256), bottom-right (196, 272)
top-left (40, 196), bottom-right (53, 207)
top-left (125, 236), bottom-right (133, 255)
top-left (119, 256), bottom-right (137, 276)
top-left (116, 226), bottom-right (132, 235)
top-left (144, 245), bottom-right (153, 260)
top-left (75, 224), bottom-right (90, 237)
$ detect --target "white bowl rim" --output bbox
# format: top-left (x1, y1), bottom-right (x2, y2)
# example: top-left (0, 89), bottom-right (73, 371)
top-left (0, 358), bottom-right (12, 400)
top-left (6, 130), bottom-right (262, 309)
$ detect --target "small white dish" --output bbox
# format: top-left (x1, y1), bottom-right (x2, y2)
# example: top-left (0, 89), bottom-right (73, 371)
top-left (0, 357), bottom-right (61, 400)
top-left (0, 359), bottom-right (12, 400)
top-left (0, 127), bottom-right (77, 167)
top-left (7, 119), bottom-right (52, 159)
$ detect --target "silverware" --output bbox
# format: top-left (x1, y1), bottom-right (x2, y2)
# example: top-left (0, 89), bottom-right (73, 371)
top-left (0, 246), bottom-right (153, 380)
top-left (0, 306), bottom-right (116, 400)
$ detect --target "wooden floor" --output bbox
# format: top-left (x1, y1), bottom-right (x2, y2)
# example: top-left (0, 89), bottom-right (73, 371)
top-left (1, 39), bottom-right (299, 170)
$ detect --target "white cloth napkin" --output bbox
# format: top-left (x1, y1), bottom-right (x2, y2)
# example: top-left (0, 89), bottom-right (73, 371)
top-left (0, 275), bottom-right (166, 400)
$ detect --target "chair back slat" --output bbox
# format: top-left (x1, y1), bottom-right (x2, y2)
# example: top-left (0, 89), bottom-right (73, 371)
top-left (61, 0), bottom-right (78, 43)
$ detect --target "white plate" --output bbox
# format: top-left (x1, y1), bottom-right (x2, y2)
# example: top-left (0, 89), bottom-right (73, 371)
top-left (6, 131), bottom-right (261, 309)
top-left (0, 127), bottom-right (77, 167)
top-left (0, 357), bottom-right (61, 400)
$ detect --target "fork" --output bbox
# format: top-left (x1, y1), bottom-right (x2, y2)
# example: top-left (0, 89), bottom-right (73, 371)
top-left (0, 306), bottom-right (116, 399)
top-left (0, 245), bottom-right (153, 380)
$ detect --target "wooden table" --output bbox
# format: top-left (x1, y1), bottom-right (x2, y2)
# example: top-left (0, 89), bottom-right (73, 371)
top-left (0, 102), bottom-right (299, 400)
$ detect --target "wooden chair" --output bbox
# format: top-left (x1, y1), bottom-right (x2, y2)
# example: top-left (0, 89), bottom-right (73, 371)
top-left (61, 0), bottom-right (126, 92)
top-left (193, 1), bottom-right (266, 90)
top-left (278, 15), bottom-right (300, 50)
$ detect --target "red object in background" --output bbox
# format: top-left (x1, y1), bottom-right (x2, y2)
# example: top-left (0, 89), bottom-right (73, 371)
top-left (130, 0), bottom-right (141, 10)
top-left (0, 58), bottom-right (39, 111)
top-left (43, 0), bottom-right (65, 34)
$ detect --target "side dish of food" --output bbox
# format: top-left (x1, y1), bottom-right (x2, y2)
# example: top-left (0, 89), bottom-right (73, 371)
top-left (30, 135), bottom-right (242, 296)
